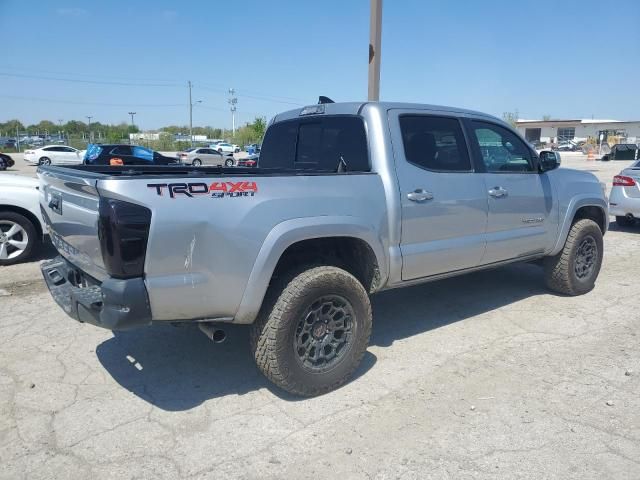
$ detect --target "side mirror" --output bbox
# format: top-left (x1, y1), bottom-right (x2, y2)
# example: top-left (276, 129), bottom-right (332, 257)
top-left (539, 150), bottom-right (560, 172)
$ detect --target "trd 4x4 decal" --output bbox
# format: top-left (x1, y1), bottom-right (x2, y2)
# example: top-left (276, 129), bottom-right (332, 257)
top-left (147, 181), bottom-right (258, 199)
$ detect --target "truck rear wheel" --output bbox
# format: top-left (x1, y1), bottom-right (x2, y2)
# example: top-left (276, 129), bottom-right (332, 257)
top-left (544, 219), bottom-right (603, 295)
top-left (250, 266), bottom-right (372, 397)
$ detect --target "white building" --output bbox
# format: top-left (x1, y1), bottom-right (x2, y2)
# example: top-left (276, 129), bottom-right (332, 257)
top-left (129, 132), bottom-right (161, 141)
top-left (515, 119), bottom-right (640, 144)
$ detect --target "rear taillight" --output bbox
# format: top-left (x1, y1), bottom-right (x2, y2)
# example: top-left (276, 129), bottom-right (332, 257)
top-left (613, 175), bottom-right (636, 187)
top-left (98, 199), bottom-right (152, 279)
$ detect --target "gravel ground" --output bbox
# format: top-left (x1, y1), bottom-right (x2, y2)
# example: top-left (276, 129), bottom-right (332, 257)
top-left (1, 153), bottom-right (639, 479)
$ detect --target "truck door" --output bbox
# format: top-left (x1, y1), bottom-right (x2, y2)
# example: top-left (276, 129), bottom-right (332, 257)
top-left (389, 111), bottom-right (488, 280)
top-left (465, 119), bottom-right (554, 264)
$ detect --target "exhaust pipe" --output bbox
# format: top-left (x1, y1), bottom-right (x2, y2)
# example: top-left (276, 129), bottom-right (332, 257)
top-left (198, 323), bottom-right (226, 343)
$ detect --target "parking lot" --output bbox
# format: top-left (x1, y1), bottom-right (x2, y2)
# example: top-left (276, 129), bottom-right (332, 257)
top-left (1, 153), bottom-right (639, 479)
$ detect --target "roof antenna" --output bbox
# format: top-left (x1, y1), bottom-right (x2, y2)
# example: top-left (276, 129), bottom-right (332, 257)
top-left (318, 96), bottom-right (335, 104)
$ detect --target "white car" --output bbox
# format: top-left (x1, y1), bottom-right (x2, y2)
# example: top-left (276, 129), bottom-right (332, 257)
top-left (0, 174), bottom-right (46, 265)
top-left (215, 142), bottom-right (240, 154)
top-left (609, 158), bottom-right (640, 226)
top-left (23, 145), bottom-right (84, 165)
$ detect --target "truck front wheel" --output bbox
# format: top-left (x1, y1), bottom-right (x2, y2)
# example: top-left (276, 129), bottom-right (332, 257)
top-left (544, 219), bottom-right (603, 295)
top-left (250, 266), bottom-right (372, 397)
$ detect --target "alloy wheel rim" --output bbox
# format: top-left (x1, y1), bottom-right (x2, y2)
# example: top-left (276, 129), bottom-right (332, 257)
top-left (293, 295), bottom-right (356, 373)
top-left (0, 221), bottom-right (29, 260)
top-left (575, 236), bottom-right (597, 280)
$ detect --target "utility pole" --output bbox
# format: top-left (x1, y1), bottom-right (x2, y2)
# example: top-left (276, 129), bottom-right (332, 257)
top-left (368, 0), bottom-right (382, 101)
top-left (188, 81), bottom-right (193, 147)
top-left (228, 88), bottom-right (237, 136)
top-left (128, 112), bottom-right (136, 145)
top-left (86, 116), bottom-right (93, 143)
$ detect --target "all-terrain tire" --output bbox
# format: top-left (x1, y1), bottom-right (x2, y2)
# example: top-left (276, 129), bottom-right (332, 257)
top-left (250, 266), bottom-right (372, 397)
top-left (544, 219), bottom-right (603, 295)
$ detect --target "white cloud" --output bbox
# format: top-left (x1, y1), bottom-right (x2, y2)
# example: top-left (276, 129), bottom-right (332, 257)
top-left (56, 7), bottom-right (88, 17)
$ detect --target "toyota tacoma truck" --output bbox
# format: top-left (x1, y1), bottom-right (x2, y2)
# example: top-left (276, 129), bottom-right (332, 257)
top-left (38, 101), bottom-right (608, 396)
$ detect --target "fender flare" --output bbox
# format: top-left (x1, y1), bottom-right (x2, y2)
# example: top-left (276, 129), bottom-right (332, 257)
top-left (233, 216), bottom-right (388, 324)
top-left (550, 195), bottom-right (608, 256)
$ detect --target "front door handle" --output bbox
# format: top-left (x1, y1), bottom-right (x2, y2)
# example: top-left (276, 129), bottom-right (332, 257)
top-left (488, 187), bottom-right (508, 198)
top-left (407, 189), bottom-right (434, 202)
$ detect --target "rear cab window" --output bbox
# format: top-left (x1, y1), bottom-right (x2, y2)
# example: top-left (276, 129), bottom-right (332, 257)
top-left (259, 116), bottom-right (369, 172)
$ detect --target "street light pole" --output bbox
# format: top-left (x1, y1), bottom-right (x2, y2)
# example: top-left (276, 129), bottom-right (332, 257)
top-left (228, 88), bottom-right (237, 136)
top-left (188, 81), bottom-right (193, 147)
top-left (86, 116), bottom-right (93, 143)
top-left (128, 112), bottom-right (136, 145)
top-left (368, 0), bottom-right (382, 101)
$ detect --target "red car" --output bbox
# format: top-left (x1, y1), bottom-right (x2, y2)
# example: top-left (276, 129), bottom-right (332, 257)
top-left (236, 154), bottom-right (258, 168)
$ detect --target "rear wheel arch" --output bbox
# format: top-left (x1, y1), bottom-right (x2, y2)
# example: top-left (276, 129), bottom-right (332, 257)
top-left (234, 222), bottom-right (387, 324)
top-left (271, 236), bottom-right (382, 293)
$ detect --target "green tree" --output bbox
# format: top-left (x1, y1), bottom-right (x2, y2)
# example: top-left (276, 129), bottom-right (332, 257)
top-left (251, 116), bottom-right (267, 139)
top-left (0, 119), bottom-right (25, 135)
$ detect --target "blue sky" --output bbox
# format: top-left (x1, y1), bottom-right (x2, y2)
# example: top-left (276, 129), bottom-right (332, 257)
top-left (1, 0), bottom-right (639, 129)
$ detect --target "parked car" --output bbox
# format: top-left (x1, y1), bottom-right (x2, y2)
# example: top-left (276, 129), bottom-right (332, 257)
top-left (83, 144), bottom-right (177, 165)
top-left (4, 139), bottom-right (17, 148)
top-left (176, 147), bottom-right (232, 166)
top-left (0, 174), bottom-right (45, 265)
top-left (0, 153), bottom-right (15, 170)
top-left (608, 158), bottom-right (640, 226)
top-left (23, 145), bottom-right (84, 165)
top-left (555, 141), bottom-right (578, 152)
top-left (215, 142), bottom-right (240, 154)
top-left (236, 153), bottom-right (258, 167)
top-left (600, 144), bottom-right (639, 161)
top-left (38, 101), bottom-right (607, 396)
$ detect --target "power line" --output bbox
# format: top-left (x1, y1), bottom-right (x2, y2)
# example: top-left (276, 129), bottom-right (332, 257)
top-left (0, 94), bottom-right (184, 108)
top-left (0, 70), bottom-right (309, 106)
top-left (0, 72), bottom-right (182, 87)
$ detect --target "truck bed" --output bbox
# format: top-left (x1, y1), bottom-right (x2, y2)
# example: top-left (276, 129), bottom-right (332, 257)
top-left (37, 164), bottom-right (387, 325)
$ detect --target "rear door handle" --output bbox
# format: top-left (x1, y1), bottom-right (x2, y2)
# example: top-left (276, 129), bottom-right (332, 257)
top-left (488, 187), bottom-right (508, 198)
top-left (407, 189), bottom-right (434, 202)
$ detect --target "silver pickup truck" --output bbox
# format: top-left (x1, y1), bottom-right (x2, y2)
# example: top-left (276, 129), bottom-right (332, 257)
top-left (38, 101), bottom-right (608, 396)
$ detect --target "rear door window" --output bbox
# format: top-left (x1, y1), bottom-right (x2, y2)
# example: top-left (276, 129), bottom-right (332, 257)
top-left (111, 146), bottom-right (132, 156)
top-left (259, 116), bottom-right (369, 172)
top-left (399, 115), bottom-right (471, 172)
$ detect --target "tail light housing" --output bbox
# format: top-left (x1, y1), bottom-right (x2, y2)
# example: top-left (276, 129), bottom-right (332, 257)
top-left (613, 175), bottom-right (636, 187)
top-left (98, 199), bottom-right (152, 279)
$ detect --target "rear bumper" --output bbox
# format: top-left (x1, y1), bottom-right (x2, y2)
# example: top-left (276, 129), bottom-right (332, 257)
top-left (608, 187), bottom-right (640, 217)
top-left (41, 256), bottom-right (152, 330)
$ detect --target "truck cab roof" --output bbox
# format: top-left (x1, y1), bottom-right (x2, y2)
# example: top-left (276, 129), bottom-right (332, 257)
top-left (273, 101), bottom-right (503, 125)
